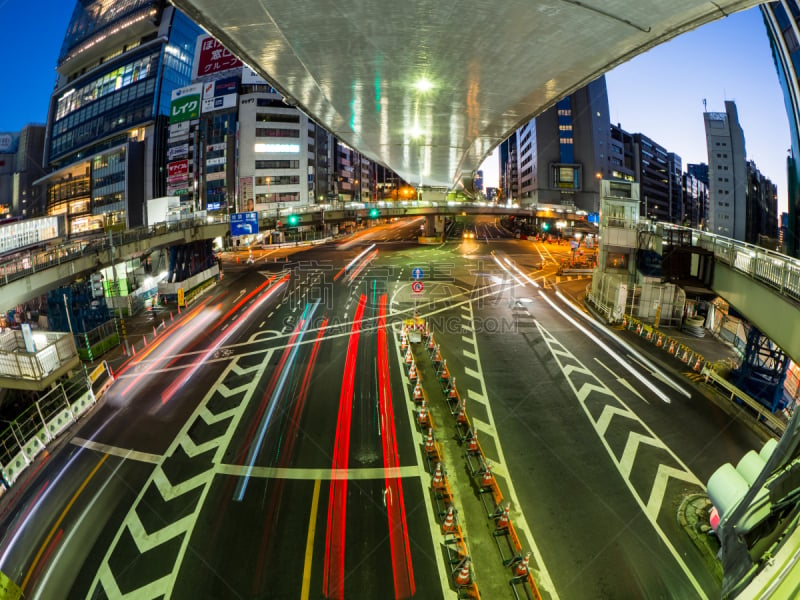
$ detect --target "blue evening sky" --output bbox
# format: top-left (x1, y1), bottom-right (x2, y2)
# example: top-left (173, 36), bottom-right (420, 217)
top-left (0, 3), bottom-right (789, 213)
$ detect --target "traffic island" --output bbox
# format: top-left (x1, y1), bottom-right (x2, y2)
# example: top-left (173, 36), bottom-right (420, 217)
top-left (400, 322), bottom-right (548, 600)
top-left (678, 493), bottom-right (723, 584)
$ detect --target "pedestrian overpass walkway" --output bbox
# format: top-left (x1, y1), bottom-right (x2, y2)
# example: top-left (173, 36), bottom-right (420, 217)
top-left (659, 224), bottom-right (800, 365)
top-left (0, 202), bottom-right (536, 311)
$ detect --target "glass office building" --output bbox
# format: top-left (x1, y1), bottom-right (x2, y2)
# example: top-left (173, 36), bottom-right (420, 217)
top-left (40, 0), bottom-right (203, 234)
top-left (762, 1), bottom-right (800, 257)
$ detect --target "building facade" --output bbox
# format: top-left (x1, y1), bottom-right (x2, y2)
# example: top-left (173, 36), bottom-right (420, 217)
top-left (703, 100), bottom-right (748, 240)
top-left (746, 160), bottom-right (779, 246)
top-left (509, 76), bottom-right (612, 214)
top-left (762, 1), bottom-right (800, 257)
top-left (40, 0), bottom-right (204, 235)
top-left (0, 126), bottom-right (46, 219)
top-left (683, 164), bottom-right (710, 229)
top-left (165, 34), bottom-right (387, 221)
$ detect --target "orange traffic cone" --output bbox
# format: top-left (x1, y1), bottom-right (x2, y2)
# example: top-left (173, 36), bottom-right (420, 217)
top-left (495, 503), bottom-right (510, 529)
top-left (424, 428), bottom-right (436, 455)
top-left (408, 361), bottom-right (417, 382)
top-left (467, 429), bottom-right (479, 454)
top-left (693, 356), bottom-right (703, 372)
top-left (455, 400), bottom-right (467, 424)
top-left (400, 336), bottom-right (408, 352)
top-left (439, 359), bottom-right (450, 380)
top-left (417, 401), bottom-right (429, 427)
top-left (514, 552), bottom-right (531, 577)
top-left (432, 345), bottom-right (442, 363)
top-left (404, 347), bottom-right (413, 364)
top-left (454, 560), bottom-right (471, 586)
top-left (447, 377), bottom-right (458, 400)
top-left (427, 333), bottom-right (435, 351)
top-left (413, 382), bottom-right (424, 403)
top-left (481, 463), bottom-right (493, 489)
top-left (441, 506), bottom-right (456, 533)
top-left (424, 321), bottom-right (430, 338)
top-left (432, 462), bottom-right (445, 489)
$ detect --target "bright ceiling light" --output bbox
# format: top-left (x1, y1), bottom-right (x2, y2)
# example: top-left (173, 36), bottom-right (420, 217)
top-left (408, 125), bottom-right (425, 138)
top-left (414, 77), bottom-right (433, 92)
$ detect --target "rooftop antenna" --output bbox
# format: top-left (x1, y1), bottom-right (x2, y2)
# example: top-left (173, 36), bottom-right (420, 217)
top-left (702, 98), bottom-right (707, 112)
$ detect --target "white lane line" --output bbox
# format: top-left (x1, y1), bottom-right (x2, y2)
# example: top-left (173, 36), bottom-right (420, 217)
top-left (461, 335), bottom-right (475, 345)
top-left (71, 438), bottom-right (160, 464)
top-left (464, 366), bottom-right (481, 381)
top-left (463, 349), bottom-right (477, 360)
top-left (468, 389), bottom-right (488, 404)
top-left (593, 358), bottom-right (649, 404)
top-left (461, 300), bottom-right (558, 598)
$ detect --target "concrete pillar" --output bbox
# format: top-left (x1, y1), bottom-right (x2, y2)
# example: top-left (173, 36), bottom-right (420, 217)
top-left (425, 215), bottom-right (436, 236)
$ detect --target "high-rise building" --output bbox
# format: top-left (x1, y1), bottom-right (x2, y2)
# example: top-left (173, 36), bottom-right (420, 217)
top-left (762, 1), bottom-right (800, 256)
top-left (39, 0), bottom-right (204, 235)
top-left (608, 124), bottom-right (635, 183)
top-left (608, 125), bottom-right (682, 224)
top-left (746, 160), bottom-right (779, 245)
top-left (499, 135), bottom-right (519, 203)
top-left (0, 126), bottom-right (46, 219)
top-left (507, 76), bottom-right (611, 213)
top-left (703, 100), bottom-right (748, 240)
top-left (167, 33), bottom-right (394, 220)
top-left (632, 133), bottom-right (678, 222)
top-left (684, 165), bottom-right (710, 229)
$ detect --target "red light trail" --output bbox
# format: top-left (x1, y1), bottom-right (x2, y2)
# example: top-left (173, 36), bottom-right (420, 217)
top-left (377, 293), bottom-right (415, 598)
top-left (323, 294), bottom-right (366, 599)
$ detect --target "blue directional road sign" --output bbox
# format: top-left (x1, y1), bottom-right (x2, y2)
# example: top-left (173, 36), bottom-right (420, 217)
top-left (231, 211), bottom-right (259, 236)
top-left (411, 267), bottom-right (424, 280)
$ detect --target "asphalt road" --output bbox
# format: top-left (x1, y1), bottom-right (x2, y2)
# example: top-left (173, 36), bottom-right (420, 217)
top-left (0, 216), bottom-right (764, 599)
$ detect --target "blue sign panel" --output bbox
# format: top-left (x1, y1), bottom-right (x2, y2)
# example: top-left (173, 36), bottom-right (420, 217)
top-left (411, 267), bottom-right (424, 280)
top-left (231, 211), bottom-right (259, 236)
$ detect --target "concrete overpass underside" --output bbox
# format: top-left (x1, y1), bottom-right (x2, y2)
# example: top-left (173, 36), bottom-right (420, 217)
top-left (172, 0), bottom-right (760, 188)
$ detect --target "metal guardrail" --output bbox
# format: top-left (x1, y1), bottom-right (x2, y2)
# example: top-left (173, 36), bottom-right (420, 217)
top-left (701, 365), bottom-right (786, 435)
top-left (0, 365), bottom-right (111, 490)
top-left (660, 224), bottom-right (800, 304)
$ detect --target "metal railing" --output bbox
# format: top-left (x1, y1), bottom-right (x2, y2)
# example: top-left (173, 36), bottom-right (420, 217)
top-left (0, 367), bottom-right (108, 489)
top-left (660, 224), bottom-right (800, 303)
top-left (0, 330), bottom-right (78, 380)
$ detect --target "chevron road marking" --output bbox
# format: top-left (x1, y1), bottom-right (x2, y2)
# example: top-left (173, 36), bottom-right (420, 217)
top-left (594, 404), bottom-right (636, 437)
top-left (90, 350), bottom-right (273, 599)
top-left (535, 319), bottom-right (707, 598)
top-left (619, 432), bottom-right (667, 478)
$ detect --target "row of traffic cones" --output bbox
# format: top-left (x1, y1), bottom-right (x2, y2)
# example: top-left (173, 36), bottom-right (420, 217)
top-left (623, 315), bottom-right (706, 373)
top-left (401, 326), bottom-right (479, 597)
top-left (423, 325), bottom-right (542, 596)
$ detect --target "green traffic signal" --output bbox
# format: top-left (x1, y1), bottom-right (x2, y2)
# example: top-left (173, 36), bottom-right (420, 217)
top-left (369, 208), bottom-right (379, 218)
top-left (288, 214), bottom-right (299, 226)
top-left (542, 222), bottom-right (550, 231)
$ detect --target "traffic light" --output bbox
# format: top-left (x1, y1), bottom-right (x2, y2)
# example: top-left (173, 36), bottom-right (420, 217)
top-left (542, 222), bottom-right (550, 231)
top-left (368, 208), bottom-right (379, 218)
top-left (287, 214), bottom-right (299, 226)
